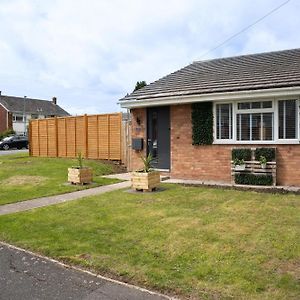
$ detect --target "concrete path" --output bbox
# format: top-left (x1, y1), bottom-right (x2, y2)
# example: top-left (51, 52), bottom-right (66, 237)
top-left (0, 149), bottom-right (28, 156)
top-left (0, 242), bottom-right (170, 300)
top-left (0, 181), bottom-right (131, 216)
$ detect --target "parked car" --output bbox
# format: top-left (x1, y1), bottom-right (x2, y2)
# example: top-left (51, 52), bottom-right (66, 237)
top-left (0, 135), bottom-right (29, 150)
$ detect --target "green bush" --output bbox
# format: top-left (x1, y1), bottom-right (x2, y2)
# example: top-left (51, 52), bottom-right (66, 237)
top-left (0, 129), bottom-right (15, 140)
top-left (255, 148), bottom-right (276, 162)
top-left (192, 102), bottom-right (213, 145)
top-left (232, 148), bottom-right (252, 161)
top-left (235, 173), bottom-right (273, 186)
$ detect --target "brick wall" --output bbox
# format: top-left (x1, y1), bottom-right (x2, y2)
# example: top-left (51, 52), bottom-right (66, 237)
top-left (0, 105), bottom-right (8, 133)
top-left (130, 104), bottom-right (300, 186)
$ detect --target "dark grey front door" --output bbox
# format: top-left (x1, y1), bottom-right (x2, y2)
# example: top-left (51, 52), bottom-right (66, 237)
top-left (147, 106), bottom-right (170, 170)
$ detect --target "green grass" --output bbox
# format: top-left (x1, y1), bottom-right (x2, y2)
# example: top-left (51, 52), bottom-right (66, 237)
top-left (0, 184), bottom-right (299, 299)
top-left (0, 153), bottom-right (120, 205)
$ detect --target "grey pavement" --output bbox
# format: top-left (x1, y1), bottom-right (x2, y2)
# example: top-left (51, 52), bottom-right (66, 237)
top-left (0, 149), bottom-right (28, 156)
top-left (0, 181), bottom-right (131, 216)
top-left (0, 243), bottom-right (170, 300)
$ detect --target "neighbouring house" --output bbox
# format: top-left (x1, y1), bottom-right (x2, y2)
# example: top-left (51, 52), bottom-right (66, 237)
top-left (119, 48), bottom-right (300, 187)
top-left (0, 93), bottom-right (70, 135)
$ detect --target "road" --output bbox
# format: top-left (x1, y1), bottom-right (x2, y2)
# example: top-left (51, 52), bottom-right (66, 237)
top-left (0, 149), bottom-right (28, 156)
top-left (0, 243), bottom-right (169, 300)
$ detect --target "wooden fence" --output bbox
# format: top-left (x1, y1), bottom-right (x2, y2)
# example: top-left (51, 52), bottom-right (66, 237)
top-left (29, 113), bottom-right (123, 161)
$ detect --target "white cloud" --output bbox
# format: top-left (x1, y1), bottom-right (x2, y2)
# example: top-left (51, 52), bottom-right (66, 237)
top-left (0, 0), bottom-right (299, 113)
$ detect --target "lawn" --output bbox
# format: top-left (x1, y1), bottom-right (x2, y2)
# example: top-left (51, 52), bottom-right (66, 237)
top-left (0, 184), bottom-right (299, 299)
top-left (0, 153), bottom-right (120, 205)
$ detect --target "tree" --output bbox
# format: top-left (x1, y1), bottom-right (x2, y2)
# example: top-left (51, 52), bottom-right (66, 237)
top-left (134, 81), bottom-right (147, 91)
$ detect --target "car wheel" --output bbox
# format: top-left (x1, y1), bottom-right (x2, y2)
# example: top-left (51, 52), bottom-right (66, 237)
top-left (3, 144), bottom-right (9, 150)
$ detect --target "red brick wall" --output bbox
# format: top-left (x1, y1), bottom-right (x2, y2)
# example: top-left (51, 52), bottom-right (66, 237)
top-left (131, 104), bottom-right (300, 186)
top-left (0, 105), bottom-right (8, 133)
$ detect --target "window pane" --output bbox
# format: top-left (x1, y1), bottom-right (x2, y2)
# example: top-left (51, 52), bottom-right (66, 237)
top-left (262, 113), bottom-right (273, 140)
top-left (279, 101), bottom-right (284, 139)
top-left (216, 104), bottom-right (232, 139)
top-left (238, 102), bottom-right (250, 110)
top-left (262, 101), bottom-right (272, 108)
top-left (286, 100), bottom-right (296, 139)
top-left (237, 114), bottom-right (250, 140)
top-left (278, 100), bottom-right (297, 139)
top-left (251, 102), bottom-right (261, 109)
top-left (251, 113), bottom-right (261, 140)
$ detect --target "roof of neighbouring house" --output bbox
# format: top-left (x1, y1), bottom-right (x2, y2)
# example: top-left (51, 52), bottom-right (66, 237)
top-left (120, 48), bottom-right (300, 101)
top-left (0, 95), bottom-right (70, 116)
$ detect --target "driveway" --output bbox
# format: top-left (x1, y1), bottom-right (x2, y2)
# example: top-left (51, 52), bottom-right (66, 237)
top-left (0, 149), bottom-right (28, 156)
top-left (0, 243), bottom-right (169, 300)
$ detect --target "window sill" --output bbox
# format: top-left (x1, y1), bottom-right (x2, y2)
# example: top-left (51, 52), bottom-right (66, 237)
top-left (213, 140), bottom-right (300, 145)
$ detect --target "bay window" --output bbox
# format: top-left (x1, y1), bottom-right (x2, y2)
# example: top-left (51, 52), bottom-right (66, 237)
top-left (215, 99), bottom-right (298, 143)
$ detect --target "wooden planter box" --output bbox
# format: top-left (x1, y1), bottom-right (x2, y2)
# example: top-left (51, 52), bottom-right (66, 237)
top-left (131, 171), bottom-right (160, 192)
top-left (68, 167), bottom-right (92, 184)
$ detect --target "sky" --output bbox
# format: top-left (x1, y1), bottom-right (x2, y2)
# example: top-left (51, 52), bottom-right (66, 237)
top-left (0, 0), bottom-right (299, 115)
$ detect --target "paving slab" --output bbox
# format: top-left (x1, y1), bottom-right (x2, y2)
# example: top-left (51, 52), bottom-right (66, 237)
top-left (0, 242), bottom-right (171, 300)
top-left (0, 181), bottom-right (131, 216)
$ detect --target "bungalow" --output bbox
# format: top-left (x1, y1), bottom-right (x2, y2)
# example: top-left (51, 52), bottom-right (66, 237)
top-left (0, 94), bottom-right (70, 135)
top-left (119, 48), bottom-right (300, 187)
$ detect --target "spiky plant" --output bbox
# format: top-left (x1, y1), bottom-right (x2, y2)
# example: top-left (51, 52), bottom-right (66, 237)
top-left (141, 153), bottom-right (153, 173)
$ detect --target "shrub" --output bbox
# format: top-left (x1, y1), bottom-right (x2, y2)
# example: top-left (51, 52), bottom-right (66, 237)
top-left (235, 173), bottom-right (273, 186)
top-left (255, 148), bottom-right (276, 162)
top-left (192, 102), bottom-right (213, 145)
top-left (232, 148), bottom-right (252, 161)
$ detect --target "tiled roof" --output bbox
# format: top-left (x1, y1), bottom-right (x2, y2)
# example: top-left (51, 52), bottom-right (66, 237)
top-left (0, 95), bottom-right (70, 116)
top-left (121, 48), bottom-right (300, 101)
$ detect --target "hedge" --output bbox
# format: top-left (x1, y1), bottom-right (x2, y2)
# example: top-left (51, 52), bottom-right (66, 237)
top-left (232, 148), bottom-right (252, 161)
top-left (0, 129), bottom-right (15, 140)
top-left (254, 148), bottom-right (276, 162)
top-left (192, 102), bottom-right (213, 145)
top-left (235, 173), bottom-right (273, 186)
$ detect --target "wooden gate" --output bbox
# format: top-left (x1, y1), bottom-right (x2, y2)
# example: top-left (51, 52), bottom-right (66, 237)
top-left (29, 113), bottom-right (122, 161)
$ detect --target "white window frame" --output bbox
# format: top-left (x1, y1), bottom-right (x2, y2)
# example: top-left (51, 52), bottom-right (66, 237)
top-left (13, 114), bottom-right (25, 123)
top-left (214, 97), bottom-right (299, 144)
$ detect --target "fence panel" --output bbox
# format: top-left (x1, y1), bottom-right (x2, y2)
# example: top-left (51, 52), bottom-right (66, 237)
top-left (29, 113), bottom-right (123, 161)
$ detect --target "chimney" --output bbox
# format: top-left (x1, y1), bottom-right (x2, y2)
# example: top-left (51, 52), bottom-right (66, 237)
top-left (52, 97), bottom-right (57, 105)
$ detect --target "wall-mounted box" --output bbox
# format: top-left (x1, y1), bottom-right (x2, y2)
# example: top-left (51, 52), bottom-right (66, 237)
top-left (132, 138), bottom-right (143, 151)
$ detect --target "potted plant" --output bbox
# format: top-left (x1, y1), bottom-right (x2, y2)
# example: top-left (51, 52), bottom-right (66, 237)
top-left (131, 153), bottom-right (160, 192)
top-left (259, 155), bottom-right (267, 169)
top-left (233, 158), bottom-right (246, 171)
top-left (68, 152), bottom-right (92, 184)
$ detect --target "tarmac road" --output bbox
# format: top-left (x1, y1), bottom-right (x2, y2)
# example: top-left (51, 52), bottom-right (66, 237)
top-left (0, 243), bottom-right (169, 300)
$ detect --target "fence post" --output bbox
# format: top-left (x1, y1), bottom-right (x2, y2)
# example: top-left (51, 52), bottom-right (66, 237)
top-left (74, 117), bottom-right (77, 157)
top-left (84, 114), bottom-right (88, 158)
top-left (29, 121), bottom-right (32, 156)
top-left (46, 119), bottom-right (49, 157)
top-left (107, 114), bottom-right (110, 160)
top-left (55, 117), bottom-right (58, 157)
top-left (64, 118), bottom-right (67, 157)
top-left (37, 119), bottom-right (40, 156)
top-left (97, 115), bottom-right (99, 159)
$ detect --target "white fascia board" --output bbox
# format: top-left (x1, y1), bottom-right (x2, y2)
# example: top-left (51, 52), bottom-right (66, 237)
top-left (0, 102), bottom-right (9, 112)
top-left (119, 86), bottom-right (300, 108)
